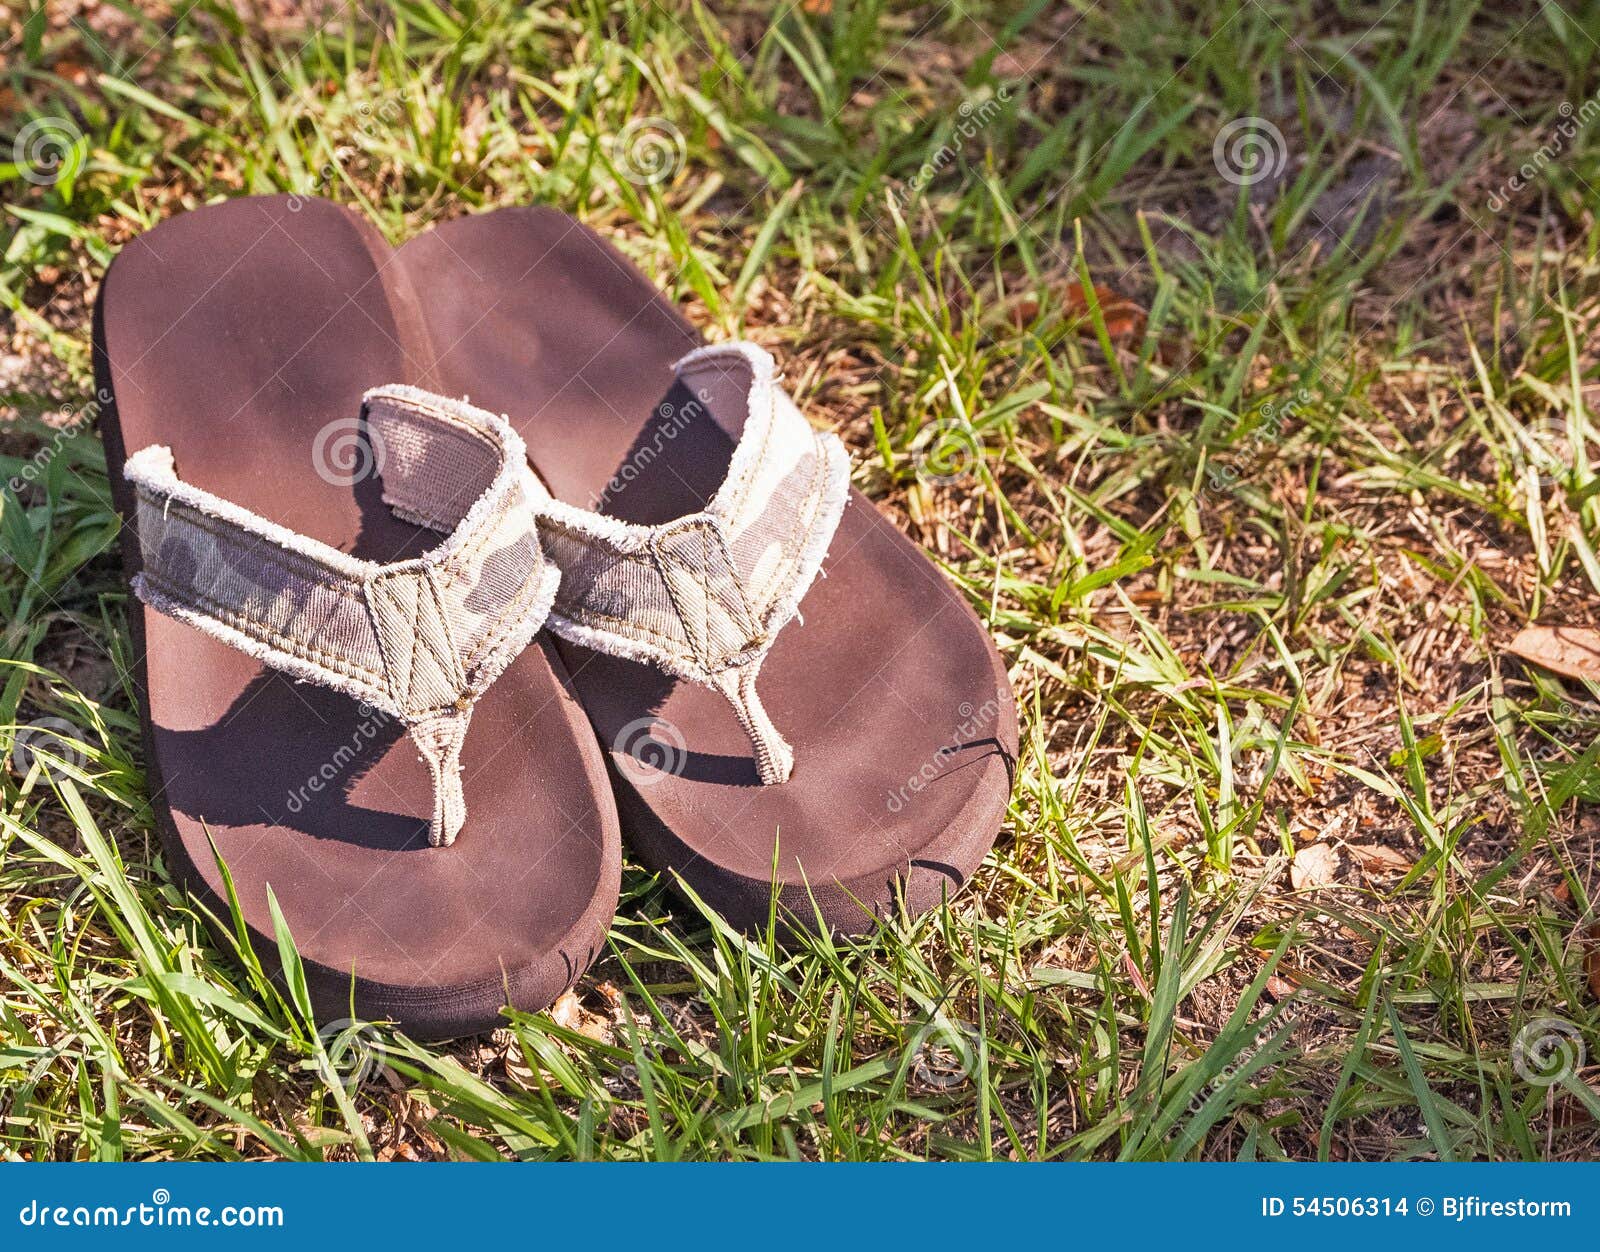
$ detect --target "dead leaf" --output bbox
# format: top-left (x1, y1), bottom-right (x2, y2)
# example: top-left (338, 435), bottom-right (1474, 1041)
top-left (1063, 283), bottom-right (1146, 344)
top-left (550, 991), bottom-right (581, 1031)
top-left (1506, 625), bottom-right (1600, 683)
top-left (801, 0), bottom-right (832, 12)
top-left (1587, 924), bottom-right (1600, 1002)
top-left (1265, 974), bottom-right (1297, 1001)
top-left (1290, 842), bottom-right (1339, 890)
top-left (577, 1017), bottom-right (612, 1044)
top-left (51, 59), bottom-right (91, 86)
top-left (1008, 294), bottom-right (1041, 328)
top-left (1348, 843), bottom-right (1414, 875)
top-left (1121, 952), bottom-right (1151, 998)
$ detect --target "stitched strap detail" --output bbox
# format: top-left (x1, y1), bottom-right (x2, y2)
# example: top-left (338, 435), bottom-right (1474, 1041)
top-left (123, 387), bottom-right (559, 847)
top-left (533, 342), bottom-right (850, 785)
top-left (652, 517), bottom-right (760, 664)
top-left (367, 565), bottom-right (468, 718)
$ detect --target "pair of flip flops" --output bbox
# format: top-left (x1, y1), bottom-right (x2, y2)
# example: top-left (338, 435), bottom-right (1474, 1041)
top-left (93, 196), bottom-right (1018, 1039)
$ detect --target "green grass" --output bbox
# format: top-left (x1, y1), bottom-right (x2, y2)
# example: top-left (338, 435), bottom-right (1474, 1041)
top-left (3, 0), bottom-right (1600, 1160)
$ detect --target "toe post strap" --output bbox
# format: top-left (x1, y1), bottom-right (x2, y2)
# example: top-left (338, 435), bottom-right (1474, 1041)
top-left (409, 710), bottom-right (471, 847)
top-left (710, 664), bottom-right (794, 785)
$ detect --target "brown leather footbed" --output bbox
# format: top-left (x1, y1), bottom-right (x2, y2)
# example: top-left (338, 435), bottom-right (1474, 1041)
top-left (94, 196), bottom-right (621, 1039)
top-left (396, 206), bottom-right (1018, 933)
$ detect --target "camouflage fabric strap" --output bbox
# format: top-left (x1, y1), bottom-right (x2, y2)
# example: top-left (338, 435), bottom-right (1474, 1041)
top-left (122, 385), bottom-right (558, 846)
top-left (533, 342), bottom-right (850, 785)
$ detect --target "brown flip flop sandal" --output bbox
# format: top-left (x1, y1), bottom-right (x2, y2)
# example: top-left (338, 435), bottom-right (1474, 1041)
top-left (94, 196), bottom-right (620, 1039)
top-left (396, 207), bottom-right (1018, 933)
